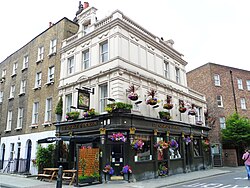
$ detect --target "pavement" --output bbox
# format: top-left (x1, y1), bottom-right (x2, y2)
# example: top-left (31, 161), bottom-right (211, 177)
top-left (0, 167), bottom-right (245, 188)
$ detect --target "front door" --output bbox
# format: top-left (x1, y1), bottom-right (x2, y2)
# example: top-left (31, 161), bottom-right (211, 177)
top-left (110, 144), bottom-right (124, 176)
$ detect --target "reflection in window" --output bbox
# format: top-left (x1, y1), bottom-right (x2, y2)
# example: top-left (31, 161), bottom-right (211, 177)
top-left (193, 139), bottom-right (200, 157)
top-left (169, 137), bottom-right (181, 159)
top-left (134, 135), bottom-right (151, 162)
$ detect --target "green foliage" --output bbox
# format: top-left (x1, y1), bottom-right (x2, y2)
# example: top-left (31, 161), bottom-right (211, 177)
top-left (36, 144), bottom-right (56, 172)
top-left (66, 111), bottom-right (80, 120)
top-left (105, 102), bottom-right (132, 113)
top-left (55, 97), bottom-right (63, 115)
top-left (221, 113), bottom-right (250, 148)
top-left (158, 111), bottom-right (171, 120)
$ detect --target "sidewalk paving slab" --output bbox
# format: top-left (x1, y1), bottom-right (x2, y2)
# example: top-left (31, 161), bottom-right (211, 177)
top-left (0, 167), bottom-right (244, 188)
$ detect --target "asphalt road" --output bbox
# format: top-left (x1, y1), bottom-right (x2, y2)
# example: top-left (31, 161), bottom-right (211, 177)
top-left (166, 169), bottom-right (249, 188)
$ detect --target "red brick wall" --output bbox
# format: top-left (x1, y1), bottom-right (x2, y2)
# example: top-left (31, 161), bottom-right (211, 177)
top-left (222, 149), bottom-right (238, 167)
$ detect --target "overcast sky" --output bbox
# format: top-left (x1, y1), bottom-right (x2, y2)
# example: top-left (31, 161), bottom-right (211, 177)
top-left (1, 0), bottom-right (250, 72)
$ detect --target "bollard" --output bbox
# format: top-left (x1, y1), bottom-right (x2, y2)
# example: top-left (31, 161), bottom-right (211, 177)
top-left (56, 165), bottom-right (63, 188)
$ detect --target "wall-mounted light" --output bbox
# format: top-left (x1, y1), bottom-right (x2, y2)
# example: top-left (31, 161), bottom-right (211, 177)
top-left (99, 128), bottom-right (106, 145)
top-left (100, 135), bottom-right (105, 145)
top-left (129, 135), bottom-right (134, 144)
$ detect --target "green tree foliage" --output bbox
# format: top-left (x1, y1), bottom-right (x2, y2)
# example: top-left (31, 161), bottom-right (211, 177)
top-left (36, 144), bottom-right (56, 172)
top-left (221, 113), bottom-right (250, 148)
top-left (55, 97), bottom-right (63, 115)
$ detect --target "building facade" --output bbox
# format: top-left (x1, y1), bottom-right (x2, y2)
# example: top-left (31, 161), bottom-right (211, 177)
top-left (187, 62), bottom-right (250, 166)
top-left (55, 4), bottom-right (211, 184)
top-left (0, 18), bottom-right (78, 174)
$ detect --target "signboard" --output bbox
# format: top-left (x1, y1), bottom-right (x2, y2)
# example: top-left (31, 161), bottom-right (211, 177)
top-left (77, 89), bottom-right (90, 110)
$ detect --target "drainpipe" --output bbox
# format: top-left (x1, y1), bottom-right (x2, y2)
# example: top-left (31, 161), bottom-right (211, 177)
top-left (229, 70), bottom-right (237, 114)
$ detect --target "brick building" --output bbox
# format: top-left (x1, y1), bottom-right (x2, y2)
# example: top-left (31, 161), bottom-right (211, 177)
top-left (0, 18), bottom-right (78, 174)
top-left (187, 62), bottom-right (250, 166)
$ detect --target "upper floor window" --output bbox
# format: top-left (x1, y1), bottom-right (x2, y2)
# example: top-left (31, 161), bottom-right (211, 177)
top-left (67, 56), bottom-right (74, 75)
top-left (214, 74), bottom-right (221, 86)
top-left (20, 80), bottom-right (26, 94)
top-left (219, 117), bottom-right (226, 129)
top-left (99, 84), bottom-right (108, 113)
top-left (35, 72), bottom-right (42, 88)
top-left (32, 102), bottom-right (39, 124)
top-left (10, 143), bottom-right (14, 160)
top-left (49, 39), bottom-right (57, 54)
top-left (195, 107), bottom-right (202, 122)
top-left (37, 46), bottom-right (44, 61)
top-left (65, 94), bottom-right (72, 113)
top-left (10, 85), bottom-right (15, 98)
top-left (48, 66), bottom-right (55, 82)
top-left (82, 49), bottom-right (90, 69)
top-left (100, 41), bottom-right (108, 63)
top-left (45, 98), bottom-right (52, 122)
top-left (175, 67), bottom-right (180, 83)
top-left (246, 80), bottom-right (250, 91)
top-left (237, 78), bottom-right (243, 90)
top-left (6, 110), bottom-right (12, 131)
top-left (2, 69), bottom-right (6, 78)
top-left (17, 107), bottom-right (24, 129)
top-left (217, 95), bottom-right (223, 107)
top-left (240, 98), bottom-right (246, 110)
top-left (12, 62), bottom-right (18, 75)
top-left (0, 91), bottom-right (3, 103)
top-left (23, 55), bottom-right (29, 69)
top-left (164, 61), bottom-right (169, 79)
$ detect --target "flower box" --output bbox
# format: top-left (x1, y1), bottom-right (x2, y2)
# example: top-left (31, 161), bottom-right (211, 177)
top-left (66, 111), bottom-right (80, 121)
top-left (159, 111), bottom-right (171, 121)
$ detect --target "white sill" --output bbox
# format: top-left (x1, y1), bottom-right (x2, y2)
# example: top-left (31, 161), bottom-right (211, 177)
top-left (42, 122), bottom-right (52, 127)
top-left (36, 59), bottom-right (43, 64)
top-left (8, 97), bottom-right (14, 100)
top-left (18, 92), bottom-right (25, 96)
top-left (11, 73), bottom-right (17, 77)
top-left (4, 129), bottom-right (11, 133)
top-left (45, 81), bottom-right (54, 86)
top-left (21, 67), bottom-right (28, 72)
top-left (33, 86), bottom-right (41, 90)
top-left (15, 127), bottom-right (22, 131)
top-left (48, 52), bottom-right (56, 57)
top-left (29, 124), bottom-right (38, 129)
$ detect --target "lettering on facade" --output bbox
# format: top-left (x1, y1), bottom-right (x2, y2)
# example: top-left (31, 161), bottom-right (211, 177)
top-left (152, 123), bottom-right (180, 131)
top-left (60, 121), bottom-right (98, 131)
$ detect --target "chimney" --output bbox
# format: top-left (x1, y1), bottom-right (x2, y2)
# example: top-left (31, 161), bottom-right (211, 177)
top-left (83, 2), bottom-right (89, 9)
top-left (49, 22), bottom-right (53, 27)
top-left (165, 39), bottom-right (174, 47)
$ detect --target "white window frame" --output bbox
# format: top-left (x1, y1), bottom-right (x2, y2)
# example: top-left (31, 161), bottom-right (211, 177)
top-left (175, 67), bottom-right (180, 83)
top-left (17, 107), bottom-right (24, 129)
top-left (219, 117), bottom-right (226, 129)
top-left (23, 55), bottom-right (29, 69)
top-left (240, 98), bottom-right (246, 110)
top-left (195, 107), bottom-right (202, 122)
top-left (82, 49), bottom-right (90, 69)
top-left (67, 56), bottom-right (74, 75)
top-left (164, 61), bottom-right (169, 79)
top-left (37, 46), bottom-right (44, 61)
top-left (35, 72), bottom-right (42, 88)
top-left (6, 110), bottom-right (12, 131)
top-left (0, 91), bottom-right (3, 103)
top-left (100, 41), bottom-right (108, 63)
top-left (99, 84), bottom-right (108, 113)
top-left (2, 69), bottom-right (6, 77)
top-left (214, 74), bottom-right (221, 86)
top-left (10, 85), bottom-right (15, 98)
top-left (49, 39), bottom-right (57, 54)
top-left (45, 98), bottom-right (52, 122)
top-left (246, 80), bottom-right (250, 91)
top-left (237, 78), bottom-right (243, 90)
top-left (12, 62), bottom-right (18, 75)
top-left (20, 80), bottom-right (26, 94)
top-left (32, 102), bottom-right (39, 124)
top-left (65, 94), bottom-right (73, 113)
top-left (217, 95), bottom-right (223, 107)
top-left (48, 66), bottom-right (55, 82)
top-left (10, 143), bottom-right (14, 160)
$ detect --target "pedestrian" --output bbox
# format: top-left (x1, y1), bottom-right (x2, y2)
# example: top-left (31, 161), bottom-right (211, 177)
top-left (242, 148), bottom-right (250, 180)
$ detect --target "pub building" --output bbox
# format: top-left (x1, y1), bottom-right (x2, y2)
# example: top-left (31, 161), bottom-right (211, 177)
top-left (54, 3), bottom-right (212, 185)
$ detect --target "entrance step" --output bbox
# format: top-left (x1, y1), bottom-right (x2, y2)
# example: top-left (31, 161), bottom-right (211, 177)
top-left (111, 176), bottom-right (124, 181)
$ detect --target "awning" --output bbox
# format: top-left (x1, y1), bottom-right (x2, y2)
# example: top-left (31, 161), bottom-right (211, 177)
top-left (38, 135), bottom-right (99, 144)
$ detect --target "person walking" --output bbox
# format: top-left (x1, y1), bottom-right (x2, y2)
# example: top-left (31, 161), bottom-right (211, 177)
top-left (242, 148), bottom-right (250, 180)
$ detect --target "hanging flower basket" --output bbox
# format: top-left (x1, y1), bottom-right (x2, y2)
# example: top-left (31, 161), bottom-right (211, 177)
top-left (128, 92), bottom-right (138, 101)
top-left (169, 139), bottom-right (179, 149)
top-left (188, 104), bottom-right (196, 116)
top-left (146, 98), bottom-right (157, 105)
top-left (158, 163), bottom-right (168, 176)
top-left (158, 111), bottom-right (171, 121)
top-left (183, 136), bottom-right (191, 145)
top-left (179, 107), bottom-right (187, 113)
top-left (163, 103), bottom-right (173, 110)
top-left (131, 139), bottom-right (144, 151)
top-left (202, 139), bottom-right (210, 152)
top-left (110, 132), bottom-right (127, 142)
top-left (154, 140), bottom-right (169, 150)
top-left (146, 89), bottom-right (158, 105)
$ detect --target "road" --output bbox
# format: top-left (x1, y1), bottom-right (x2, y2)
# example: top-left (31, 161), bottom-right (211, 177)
top-left (166, 169), bottom-right (249, 188)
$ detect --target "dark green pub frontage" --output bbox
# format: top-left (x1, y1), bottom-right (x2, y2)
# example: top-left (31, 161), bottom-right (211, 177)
top-left (55, 112), bottom-right (211, 185)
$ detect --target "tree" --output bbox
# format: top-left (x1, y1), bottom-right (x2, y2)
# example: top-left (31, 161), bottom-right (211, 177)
top-left (55, 97), bottom-right (63, 115)
top-left (221, 113), bottom-right (250, 149)
top-left (36, 144), bottom-right (56, 172)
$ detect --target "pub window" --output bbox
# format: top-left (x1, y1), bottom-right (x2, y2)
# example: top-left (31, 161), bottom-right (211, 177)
top-left (193, 139), bottom-right (201, 157)
top-left (155, 137), bottom-right (168, 161)
top-left (134, 134), bottom-right (152, 162)
top-left (169, 136), bottom-right (182, 159)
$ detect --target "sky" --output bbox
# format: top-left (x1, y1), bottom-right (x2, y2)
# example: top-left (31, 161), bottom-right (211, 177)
top-left (1, 0), bottom-right (250, 72)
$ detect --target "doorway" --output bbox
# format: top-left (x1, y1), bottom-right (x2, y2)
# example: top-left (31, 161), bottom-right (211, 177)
top-left (0, 144), bottom-right (5, 169)
top-left (25, 140), bottom-right (32, 172)
top-left (15, 143), bottom-right (21, 172)
top-left (110, 144), bottom-right (124, 176)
